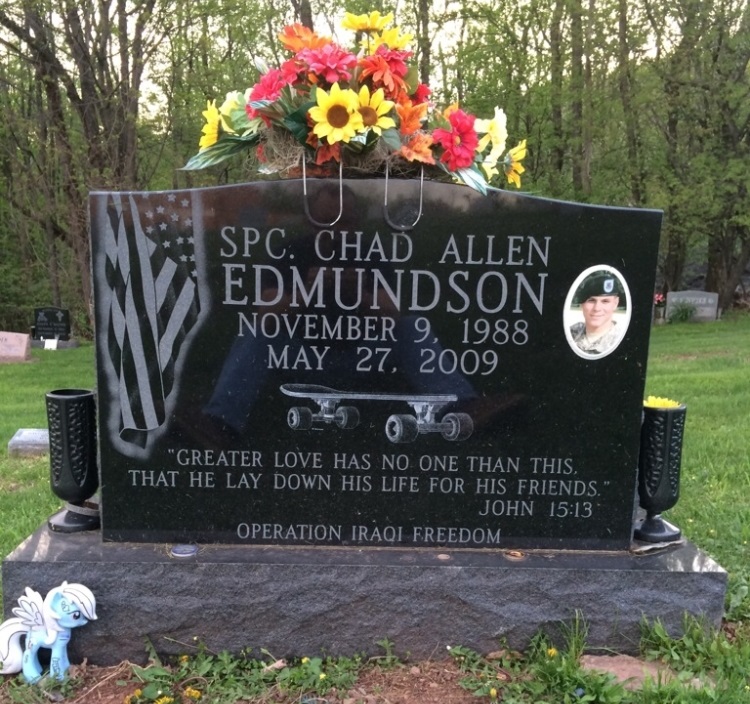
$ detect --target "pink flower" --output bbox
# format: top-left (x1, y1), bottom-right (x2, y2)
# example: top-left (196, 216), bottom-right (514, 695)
top-left (298, 44), bottom-right (357, 85)
top-left (246, 69), bottom-right (289, 118)
top-left (432, 109), bottom-right (478, 171)
top-left (280, 58), bottom-right (305, 85)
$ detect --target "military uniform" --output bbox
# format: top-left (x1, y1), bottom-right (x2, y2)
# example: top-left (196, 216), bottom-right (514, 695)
top-left (570, 321), bottom-right (621, 354)
top-left (570, 272), bottom-right (624, 355)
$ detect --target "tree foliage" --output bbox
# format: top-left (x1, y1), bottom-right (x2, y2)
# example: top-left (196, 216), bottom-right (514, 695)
top-left (1, 0), bottom-right (749, 332)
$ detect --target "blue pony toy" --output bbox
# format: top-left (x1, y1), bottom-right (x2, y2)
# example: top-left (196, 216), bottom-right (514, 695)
top-left (0, 582), bottom-right (97, 683)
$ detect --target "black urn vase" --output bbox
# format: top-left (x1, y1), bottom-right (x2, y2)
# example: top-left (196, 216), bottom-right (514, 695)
top-left (634, 403), bottom-right (686, 543)
top-left (45, 388), bottom-right (100, 532)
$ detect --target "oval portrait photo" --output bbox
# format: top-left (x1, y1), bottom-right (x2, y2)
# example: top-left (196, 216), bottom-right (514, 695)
top-left (563, 266), bottom-right (631, 359)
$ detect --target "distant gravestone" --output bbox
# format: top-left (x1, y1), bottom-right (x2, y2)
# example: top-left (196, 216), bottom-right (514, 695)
top-left (33, 307), bottom-right (71, 341)
top-left (0, 331), bottom-right (31, 363)
top-left (666, 290), bottom-right (719, 322)
top-left (7, 428), bottom-right (49, 457)
top-left (89, 180), bottom-right (663, 551)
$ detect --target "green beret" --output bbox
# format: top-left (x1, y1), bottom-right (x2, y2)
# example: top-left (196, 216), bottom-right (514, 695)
top-left (579, 273), bottom-right (622, 300)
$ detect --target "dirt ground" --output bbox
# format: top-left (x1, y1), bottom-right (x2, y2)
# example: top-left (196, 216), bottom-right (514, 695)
top-left (0, 652), bottom-right (676, 704)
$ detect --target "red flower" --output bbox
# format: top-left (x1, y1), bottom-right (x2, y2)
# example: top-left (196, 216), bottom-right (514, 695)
top-left (432, 109), bottom-right (478, 171)
top-left (411, 83), bottom-right (431, 104)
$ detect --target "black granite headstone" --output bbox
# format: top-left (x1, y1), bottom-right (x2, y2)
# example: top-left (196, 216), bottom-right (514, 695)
top-left (89, 179), bottom-right (662, 550)
top-left (33, 306), bottom-right (71, 341)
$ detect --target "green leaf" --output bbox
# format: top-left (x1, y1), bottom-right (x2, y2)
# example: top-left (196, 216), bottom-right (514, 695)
top-left (142, 682), bottom-right (169, 699)
top-left (380, 127), bottom-right (402, 152)
top-left (181, 135), bottom-right (259, 170)
top-left (226, 106), bottom-right (258, 135)
top-left (455, 166), bottom-right (488, 195)
top-left (281, 101), bottom-right (315, 144)
top-left (404, 65), bottom-right (420, 93)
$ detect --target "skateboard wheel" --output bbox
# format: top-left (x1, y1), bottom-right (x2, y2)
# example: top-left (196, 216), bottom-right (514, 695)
top-left (441, 412), bottom-right (473, 441)
top-left (335, 405), bottom-right (360, 429)
top-left (385, 414), bottom-right (419, 443)
top-left (287, 406), bottom-right (313, 430)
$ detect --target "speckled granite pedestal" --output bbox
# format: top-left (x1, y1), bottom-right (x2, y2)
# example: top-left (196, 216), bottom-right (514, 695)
top-left (2, 521), bottom-right (726, 665)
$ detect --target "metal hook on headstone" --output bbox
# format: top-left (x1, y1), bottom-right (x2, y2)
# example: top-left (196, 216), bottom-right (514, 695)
top-left (383, 162), bottom-right (424, 232)
top-left (302, 157), bottom-right (344, 228)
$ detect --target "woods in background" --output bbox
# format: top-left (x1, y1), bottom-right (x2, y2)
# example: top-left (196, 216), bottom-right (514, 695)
top-left (1, 0), bottom-right (748, 334)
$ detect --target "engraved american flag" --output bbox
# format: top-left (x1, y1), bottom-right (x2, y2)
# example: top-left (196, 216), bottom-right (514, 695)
top-left (103, 192), bottom-right (201, 446)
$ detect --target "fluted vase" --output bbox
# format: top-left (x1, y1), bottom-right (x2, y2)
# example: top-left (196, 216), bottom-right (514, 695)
top-left (45, 389), bottom-right (100, 532)
top-left (634, 404), bottom-right (686, 542)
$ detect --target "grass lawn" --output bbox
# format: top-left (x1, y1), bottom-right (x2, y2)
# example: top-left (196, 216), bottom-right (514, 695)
top-left (1, 317), bottom-right (749, 703)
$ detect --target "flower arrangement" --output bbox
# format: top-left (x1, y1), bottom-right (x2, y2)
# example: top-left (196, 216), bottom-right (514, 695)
top-left (644, 395), bottom-right (682, 409)
top-left (184, 10), bottom-right (527, 194)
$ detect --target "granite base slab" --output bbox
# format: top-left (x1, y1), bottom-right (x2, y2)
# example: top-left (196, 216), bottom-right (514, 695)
top-left (2, 522), bottom-right (727, 666)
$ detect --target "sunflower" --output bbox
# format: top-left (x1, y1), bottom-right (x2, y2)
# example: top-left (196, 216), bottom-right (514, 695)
top-left (309, 83), bottom-right (364, 144)
top-left (503, 139), bottom-right (527, 188)
top-left (199, 100), bottom-right (221, 150)
top-left (357, 86), bottom-right (395, 134)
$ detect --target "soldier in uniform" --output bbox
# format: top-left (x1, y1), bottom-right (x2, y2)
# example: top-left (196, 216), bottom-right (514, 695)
top-left (569, 272), bottom-right (624, 355)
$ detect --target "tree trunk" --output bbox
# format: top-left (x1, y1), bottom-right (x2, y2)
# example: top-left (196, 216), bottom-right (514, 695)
top-left (569, 0), bottom-right (586, 197)
top-left (617, 0), bottom-right (645, 205)
top-left (549, 0), bottom-right (565, 192)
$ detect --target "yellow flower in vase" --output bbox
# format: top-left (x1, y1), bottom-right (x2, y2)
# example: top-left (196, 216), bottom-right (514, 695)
top-left (309, 83), bottom-right (364, 145)
top-left (644, 396), bottom-right (682, 408)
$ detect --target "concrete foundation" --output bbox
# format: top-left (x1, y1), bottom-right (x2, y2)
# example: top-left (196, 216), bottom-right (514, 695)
top-left (2, 519), bottom-right (727, 665)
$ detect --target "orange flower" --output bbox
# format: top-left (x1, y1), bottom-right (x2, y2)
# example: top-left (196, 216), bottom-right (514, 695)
top-left (358, 54), bottom-right (407, 99)
top-left (396, 100), bottom-right (428, 136)
top-left (400, 133), bottom-right (435, 164)
top-left (279, 24), bottom-right (330, 53)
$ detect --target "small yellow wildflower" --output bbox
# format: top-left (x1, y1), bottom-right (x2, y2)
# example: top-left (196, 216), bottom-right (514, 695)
top-left (301, 657), bottom-right (310, 664)
top-left (547, 647), bottom-right (558, 657)
top-left (184, 686), bottom-right (202, 700)
top-left (644, 395), bottom-right (681, 408)
top-left (319, 673), bottom-right (327, 680)
top-left (154, 697), bottom-right (174, 704)
top-left (489, 687), bottom-right (498, 699)
top-left (179, 654), bottom-right (189, 664)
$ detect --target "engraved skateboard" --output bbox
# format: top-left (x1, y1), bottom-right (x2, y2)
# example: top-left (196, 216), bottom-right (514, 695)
top-left (280, 383), bottom-right (473, 443)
